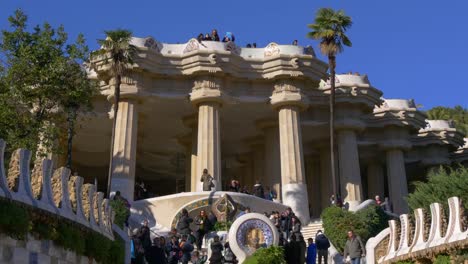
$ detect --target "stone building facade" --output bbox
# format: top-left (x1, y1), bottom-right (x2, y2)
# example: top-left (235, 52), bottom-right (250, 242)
top-left (76, 37), bottom-right (467, 223)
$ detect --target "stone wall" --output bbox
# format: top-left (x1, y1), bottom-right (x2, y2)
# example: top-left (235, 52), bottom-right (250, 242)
top-left (0, 234), bottom-right (98, 264)
top-left (0, 139), bottom-right (114, 239)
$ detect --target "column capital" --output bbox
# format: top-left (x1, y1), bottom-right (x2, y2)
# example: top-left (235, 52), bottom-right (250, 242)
top-left (270, 80), bottom-right (308, 110)
top-left (190, 76), bottom-right (224, 106)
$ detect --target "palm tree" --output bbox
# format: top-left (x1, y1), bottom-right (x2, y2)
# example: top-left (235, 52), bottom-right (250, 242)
top-left (94, 29), bottom-right (136, 196)
top-left (307, 8), bottom-right (352, 198)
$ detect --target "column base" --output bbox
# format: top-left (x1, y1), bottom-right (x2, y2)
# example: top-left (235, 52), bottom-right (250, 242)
top-left (282, 183), bottom-right (310, 224)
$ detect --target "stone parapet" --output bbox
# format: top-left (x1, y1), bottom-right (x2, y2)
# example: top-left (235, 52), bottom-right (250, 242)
top-left (0, 139), bottom-right (114, 240)
top-left (365, 196), bottom-right (468, 264)
top-left (369, 99), bottom-right (427, 131)
top-left (412, 119), bottom-right (465, 149)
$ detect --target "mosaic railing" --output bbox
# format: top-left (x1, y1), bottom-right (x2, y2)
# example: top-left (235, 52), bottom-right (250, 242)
top-left (366, 197), bottom-right (468, 264)
top-left (0, 139), bottom-right (114, 240)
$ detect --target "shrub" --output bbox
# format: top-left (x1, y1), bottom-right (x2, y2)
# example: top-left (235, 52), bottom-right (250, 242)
top-left (321, 205), bottom-right (389, 253)
top-left (407, 166), bottom-right (468, 212)
top-left (110, 199), bottom-right (130, 229)
top-left (434, 254), bottom-right (451, 264)
top-left (244, 246), bottom-right (286, 264)
top-left (213, 221), bottom-right (233, 231)
top-left (0, 198), bottom-right (30, 240)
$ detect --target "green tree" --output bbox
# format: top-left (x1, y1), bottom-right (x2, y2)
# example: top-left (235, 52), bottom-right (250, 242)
top-left (0, 9), bottom-right (97, 165)
top-left (407, 166), bottom-right (468, 212)
top-left (92, 29), bottom-right (136, 195)
top-left (426, 105), bottom-right (468, 135)
top-left (307, 8), bottom-right (353, 197)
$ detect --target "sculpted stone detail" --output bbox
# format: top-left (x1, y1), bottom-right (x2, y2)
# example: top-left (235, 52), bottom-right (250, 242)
top-left (143, 37), bottom-right (161, 52)
top-left (273, 81), bottom-right (300, 94)
top-left (82, 184), bottom-right (93, 220)
top-left (193, 78), bottom-right (222, 91)
top-left (51, 167), bottom-right (68, 208)
top-left (31, 160), bottom-right (44, 199)
top-left (183, 38), bottom-right (200, 54)
top-left (225, 41), bottom-right (240, 54)
top-left (374, 236), bottom-right (389, 262)
top-left (264, 42), bottom-right (280, 57)
top-left (7, 149), bottom-right (21, 192)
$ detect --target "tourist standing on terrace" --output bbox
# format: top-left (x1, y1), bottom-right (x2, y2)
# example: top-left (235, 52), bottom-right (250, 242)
top-left (211, 29), bottom-right (220, 41)
top-left (200, 169), bottom-right (214, 191)
top-left (253, 180), bottom-right (264, 198)
top-left (209, 235), bottom-right (224, 264)
top-left (343, 230), bottom-right (365, 264)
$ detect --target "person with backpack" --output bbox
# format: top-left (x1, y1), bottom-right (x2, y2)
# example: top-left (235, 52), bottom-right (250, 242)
top-left (223, 242), bottom-right (238, 264)
top-left (315, 230), bottom-right (331, 264)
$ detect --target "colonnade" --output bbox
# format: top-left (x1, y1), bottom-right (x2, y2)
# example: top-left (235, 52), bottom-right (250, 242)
top-left (108, 78), bottom-right (413, 223)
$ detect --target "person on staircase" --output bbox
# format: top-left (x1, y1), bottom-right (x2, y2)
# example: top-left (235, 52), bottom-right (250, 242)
top-left (306, 238), bottom-right (317, 264)
top-left (315, 230), bottom-right (330, 264)
top-left (177, 209), bottom-right (193, 236)
top-left (195, 210), bottom-right (211, 250)
top-left (180, 234), bottom-right (194, 264)
top-left (209, 235), bottom-right (224, 264)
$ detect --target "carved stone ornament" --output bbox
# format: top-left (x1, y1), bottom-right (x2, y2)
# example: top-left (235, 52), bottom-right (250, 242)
top-left (225, 41), bottom-right (240, 54)
top-left (143, 37), bottom-right (161, 52)
top-left (183, 38), bottom-right (200, 54)
top-left (273, 81), bottom-right (300, 94)
top-left (264, 42), bottom-right (280, 57)
top-left (193, 78), bottom-right (222, 91)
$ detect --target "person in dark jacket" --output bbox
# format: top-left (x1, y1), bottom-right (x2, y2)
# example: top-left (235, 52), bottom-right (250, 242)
top-left (138, 220), bottom-right (152, 262)
top-left (195, 210), bottom-right (210, 249)
top-left (177, 209), bottom-right (193, 236)
top-left (298, 235), bottom-right (307, 264)
top-left (315, 230), bottom-right (330, 264)
top-left (166, 236), bottom-right (180, 264)
top-left (223, 242), bottom-right (238, 264)
top-left (209, 235), bottom-right (224, 264)
top-left (211, 29), bottom-right (220, 41)
top-left (285, 234), bottom-right (300, 264)
top-left (280, 208), bottom-right (293, 239)
top-left (253, 181), bottom-right (264, 198)
top-left (291, 216), bottom-right (302, 239)
top-left (343, 230), bottom-right (365, 264)
top-left (131, 230), bottom-right (145, 264)
top-left (147, 237), bottom-right (167, 264)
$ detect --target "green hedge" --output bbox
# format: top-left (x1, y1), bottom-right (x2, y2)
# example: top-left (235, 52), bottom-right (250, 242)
top-left (0, 197), bottom-right (124, 264)
top-left (321, 205), bottom-right (389, 253)
top-left (244, 246), bottom-right (286, 264)
top-left (110, 199), bottom-right (129, 229)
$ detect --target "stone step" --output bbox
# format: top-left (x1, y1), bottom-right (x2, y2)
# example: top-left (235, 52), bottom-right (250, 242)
top-left (300, 220), bottom-right (323, 240)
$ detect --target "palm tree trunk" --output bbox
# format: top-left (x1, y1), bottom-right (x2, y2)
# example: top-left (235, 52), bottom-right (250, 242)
top-left (328, 55), bottom-right (338, 199)
top-left (66, 108), bottom-right (77, 169)
top-left (107, 74), bottom-right (121, 196)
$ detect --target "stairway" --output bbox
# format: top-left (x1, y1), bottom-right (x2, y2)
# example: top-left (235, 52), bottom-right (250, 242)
top-left (301, 219), bottom-right (323, 240)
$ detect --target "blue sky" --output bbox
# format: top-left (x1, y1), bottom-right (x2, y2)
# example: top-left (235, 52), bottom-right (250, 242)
top-left (1, 0), bottom-right (466, 109)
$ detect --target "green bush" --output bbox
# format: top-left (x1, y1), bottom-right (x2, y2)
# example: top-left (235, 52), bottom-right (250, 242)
top-left (434, 254), bottom-right (451, 264)
top-left (407, 166), bottom-right (468, 212)
top-left (321, 205), bottom-right (389, 253)
top-left (213, 221), bottom-right (233, 231)
top-left (395, 261), bottom-right (414, 264)
top-left (244, 246), bottom-right (286, 264)
top-left (110, 199), bottom-right (130, 229)
top-left (0, 197), bottom-right (124, 263)
top-left (0, 198), bottom-right (30, 240)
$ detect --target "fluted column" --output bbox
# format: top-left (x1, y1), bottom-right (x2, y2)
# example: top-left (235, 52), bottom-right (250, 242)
top-left (337, 129), bottom-right (362, 208)
top-left (386, 149), bottom-right (409, 214)
top-left (262, 123), bottom-right (282, 201)
top-left (367, 162), bottom-right (385, 199)
top-left (110, 99), bottom-right (138, 201)
top-left (190, 77), bottom-right (223, 191)
top-left (270, 80), bottom-right (309, 223)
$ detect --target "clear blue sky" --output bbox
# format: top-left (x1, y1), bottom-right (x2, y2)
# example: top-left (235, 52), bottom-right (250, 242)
top-left (1, 0), bottom-right (467, 109)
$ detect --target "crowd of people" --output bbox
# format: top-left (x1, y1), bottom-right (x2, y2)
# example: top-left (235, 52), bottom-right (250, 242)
top-left (196, 29), bottom-right (235, 43)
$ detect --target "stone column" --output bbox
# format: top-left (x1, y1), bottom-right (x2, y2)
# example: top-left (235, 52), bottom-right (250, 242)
top-left (386, 149), bottom-right (409, 214)
top-left (110, 99), bottom-right (138, 201)
top-left (190, 78), bottom-right (223, 191)
top-left (367, 162), bottom-right (385, 199)
top-left (270, 80), bottom-right (310, 224)
top-left (262, 123), bottom-right (282, 201)
top-left (337, 129), bottom-right (363, 208)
